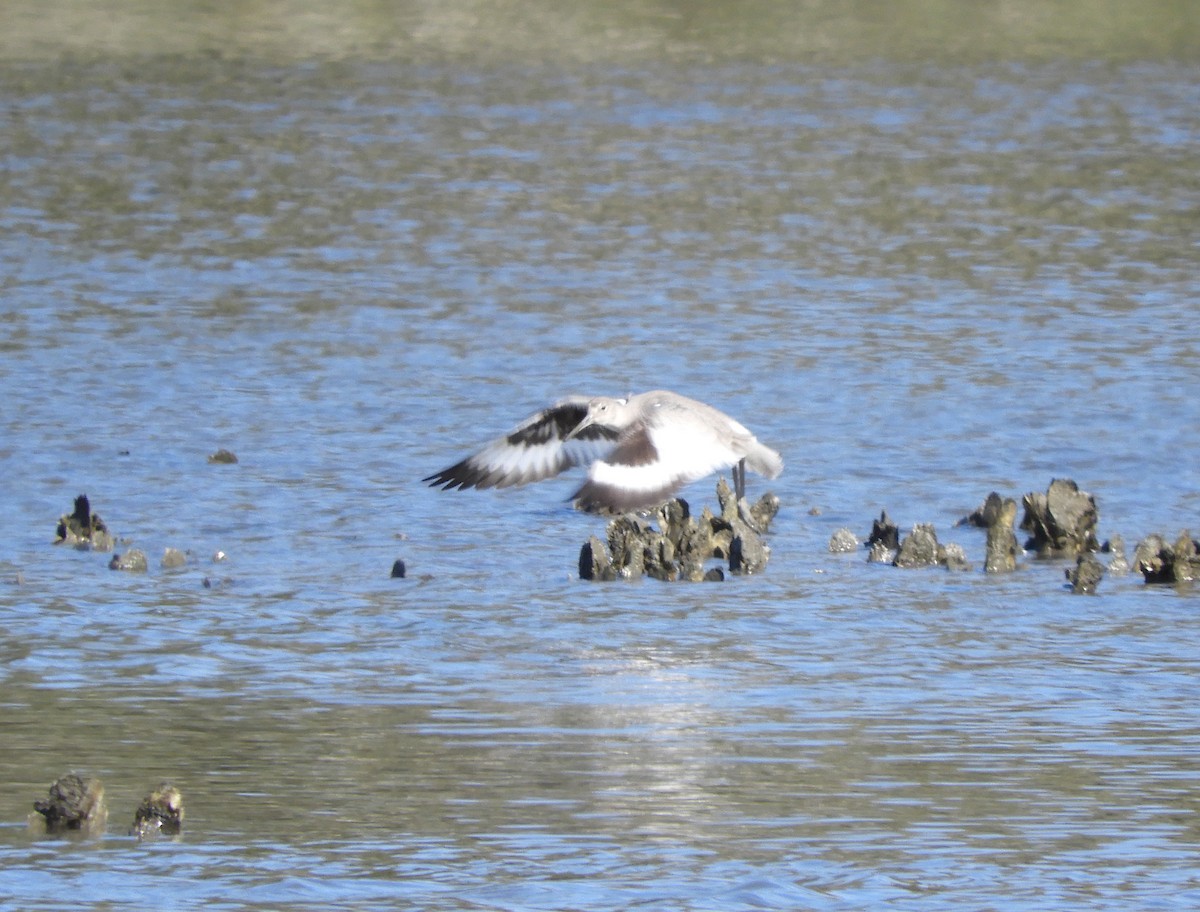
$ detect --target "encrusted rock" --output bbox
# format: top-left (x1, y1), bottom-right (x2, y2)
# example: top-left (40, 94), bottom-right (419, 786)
top-left (893, 524), bottom-right (970, 570)
top-left (54, 495), bottom-right (114, 552)
top-left (161, 547), bottom-right (187, 569)
top-left (940, 542), bottom-right (971, 571)
top-left (109, 549), bottom-right (148, 572)
top-left (1133, 532), bottom-right (1200, 583)
top-left (1020, 478), bottom-right (1099, 557)
top-left (748, 491), bottom-right (780, 531)
top-left (579, 536), bottom-right (617, 581)
top-left (867, 510), bottom-right (899, 552)
top-left (982, 493), bottom-right (1020, 574)
top-left (866, 540), bottom-right (894, 563)
top-left (730, 526), bottom-right (769, 575)
top-left (580, 478), bottom-right (776, 582)
top-left (894, 524), bottom-right (941, 568)
top-left (1066, 553), bottom-right (1105, 594)
top-left (829, 528), bottom-right (859, 553)
top-left (1104, 534), bottom-right (1129, 576)
top-left (30, 774), bottom-right (107, 836)
top-left (132, 783), bottom-right (184, 839)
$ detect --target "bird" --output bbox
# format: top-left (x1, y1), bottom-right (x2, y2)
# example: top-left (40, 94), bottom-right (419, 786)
top-left (423, 390), bottom-right (783, 513)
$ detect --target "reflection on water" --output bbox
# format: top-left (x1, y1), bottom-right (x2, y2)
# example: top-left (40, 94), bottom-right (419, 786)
top-left (2, 1), bottom-right (1200, 909)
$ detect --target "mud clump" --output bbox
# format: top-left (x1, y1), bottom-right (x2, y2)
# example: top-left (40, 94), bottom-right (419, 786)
top-left (54, 495), bottom-right (114, 552)
top-left (580, 479), bottom-right (777, 582)
top-left (30, 774), bottom-right (107, 836)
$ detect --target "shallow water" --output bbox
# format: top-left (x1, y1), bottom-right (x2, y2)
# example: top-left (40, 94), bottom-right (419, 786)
top-left (2, 2), bottom-right (1200, 910)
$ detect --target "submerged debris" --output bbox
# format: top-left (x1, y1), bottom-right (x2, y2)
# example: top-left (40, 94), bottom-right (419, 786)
top-left (579, 478), bottom-right (777, 582)
top-left (207, 448), bottom-right (238, 464)
top-left (30, 774), bottom-right (107, 836)
top-left (1020, 478), bottom-right (1099, 557)
top-left (132, 783), bottom-right (184, 839)
top-left (54, 495), bottom-right (114, 552)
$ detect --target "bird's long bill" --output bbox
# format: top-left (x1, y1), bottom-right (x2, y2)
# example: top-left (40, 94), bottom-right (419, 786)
top-left (563, 414), bottom-right (594, 441)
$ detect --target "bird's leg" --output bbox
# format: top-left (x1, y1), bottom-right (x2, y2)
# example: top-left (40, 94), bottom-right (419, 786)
top-left (733, 458), bottom-right (746, 501)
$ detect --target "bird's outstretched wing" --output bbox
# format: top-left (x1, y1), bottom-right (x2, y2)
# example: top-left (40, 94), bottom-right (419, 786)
top-left (569, 408), bottom-right (744, 513)
top-left (424, 397), bottom-right (619, 491)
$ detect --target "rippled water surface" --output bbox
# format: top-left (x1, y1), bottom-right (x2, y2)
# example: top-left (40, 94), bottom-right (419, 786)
top-left (2, 2), bottom-right (1199, 909)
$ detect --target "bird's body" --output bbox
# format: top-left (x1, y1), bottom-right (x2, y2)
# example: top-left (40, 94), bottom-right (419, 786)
top-left (424, 390), bottom-right (782, 513)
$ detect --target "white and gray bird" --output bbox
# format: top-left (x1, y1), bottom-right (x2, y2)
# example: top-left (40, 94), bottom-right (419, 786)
top-left (423, 390), bottom-right (783, 513)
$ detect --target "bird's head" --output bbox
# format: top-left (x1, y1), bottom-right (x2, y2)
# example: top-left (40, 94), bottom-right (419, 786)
top-left (566, 396), bottom-right (627, 440)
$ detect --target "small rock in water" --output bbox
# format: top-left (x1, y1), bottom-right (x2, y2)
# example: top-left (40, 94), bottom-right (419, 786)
top-left (109, 549), bottom-right (148, 572)
top-left (390, 558), bottom-right (407, 579)
top-left (1104, 534), bottom-right (1129, 576)
top-left (894, 524), bottom-right (941, 568)
top-left (867, 510), bottom-right (900, 553)
top-left (30, 774), bottom-right (107, 836)
top-left (981, 493), bottom-right (1020, 574)
top-left (746, 491), bottom-right (781, 532)
top-left (579, 535), bottom-right (617, 581)
top-left (828, 528), bottom-right (859, 553)
top-left (1020, 478), bottom-right (1099, 557)
top-left (1133, 531), bottom-right (1200, 584)
top-left (867, 540), bottom-right (894, 563)
top-left (161, 547), bottom-right (187, 569)
top-left (940, 542), bottom-right (971, 571)
top-left (893, 524), bottom-right (970, 571)
top-left (207, 448), bottom-right (238, 464)
top-left (53, 494), bottom-right (114, 552)
top-left (131, 783), bottom-right (184, 840)
top-left (729, 530), bottom-right (768, 575)
top-left (1066, 553), bottom-right (1105, 594)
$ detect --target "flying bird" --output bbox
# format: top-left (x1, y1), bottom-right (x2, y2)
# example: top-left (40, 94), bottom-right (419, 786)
top-left (423, 389), bottom-right (783, 513)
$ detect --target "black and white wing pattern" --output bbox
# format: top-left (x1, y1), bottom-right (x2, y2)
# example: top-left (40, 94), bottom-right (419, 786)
top-left (569, 408), bottom-right (740, 513)
top-left (424, 397), bottom-right (619, 491)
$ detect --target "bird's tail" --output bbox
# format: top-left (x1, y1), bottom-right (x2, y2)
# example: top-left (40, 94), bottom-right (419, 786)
top-left (745, 441), bottom-right (783, 479)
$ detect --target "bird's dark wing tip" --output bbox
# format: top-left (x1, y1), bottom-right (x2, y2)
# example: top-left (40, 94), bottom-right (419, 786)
top-left (423, 461), bottom-right (484, 490)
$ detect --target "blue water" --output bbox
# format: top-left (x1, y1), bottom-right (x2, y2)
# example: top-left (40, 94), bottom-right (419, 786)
top-left (1, 47), bottom-right (1199, 912)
